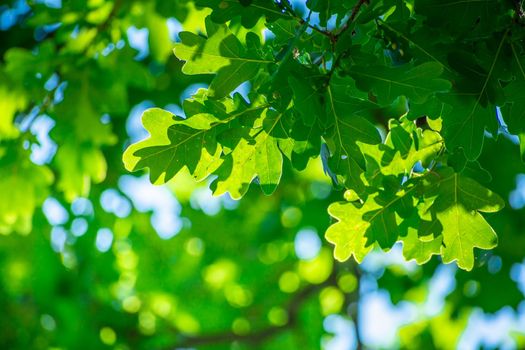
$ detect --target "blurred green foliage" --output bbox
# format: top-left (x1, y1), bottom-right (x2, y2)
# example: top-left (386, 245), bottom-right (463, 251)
top-left (0, 1), bottom-right (525, 349)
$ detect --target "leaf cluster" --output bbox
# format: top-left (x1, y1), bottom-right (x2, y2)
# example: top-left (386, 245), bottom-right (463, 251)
top-left (124, 0), bottom-right (525, 270)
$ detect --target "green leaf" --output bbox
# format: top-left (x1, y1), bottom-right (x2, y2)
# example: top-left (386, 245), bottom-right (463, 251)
top-left (0, 83), bottom-right (26, 140)
top-left (305, 0), bottom-right (350, 26)
top-left (124, 91), bottom-right (284, 197)
top-left (0, 144), bottom-right (53, 234)
top-left (327, 185), bottom-right (419, 262)
top-left (267, 19), bottom-right (298, 46)
top-left (326, 201), bottom-right (372, 263)
top-left (378, 19), bottom-right (450, 72)
top-left (502, 43), bottom-right (525, 160)
top-left (211, 108), bottom-right (284, 198)
top-left (196, 0), bottom-right (287, 28)
top-left (54, 142), bottom-right (109, 201)
top-left (503, 80), bottom-right (525, 136)
top-left (289, 75), bottom-right (324, 127)
top-left (290, 118), bottom-right (322, 170)
top-left (447, 149), bottom-right (492, 183)
top-left (359, 117), bottom-right (443, 185)
top-left (350, 62), bottom-right (451, 105)
top-left (440, 94), bottom-right (498, 161)
top-left (50, 85), bottom-right (117, 200)
top-left (520, 133), bottom-right (525, 162)
top-left (401, 227), bottom-right (442, 265)
top-left (424, 168), bottom-right (504, 270)
top-left (415, 0), bottom-right (509, 37)
top-left (440, 35), bottom-right (508, 160)
top-left (147, 11), bottom-right (173, 62)
top-left (361, 190), bottom-right (416, 248)
top-left (173, 18), bottom-right (271, 98)
top-left (324, 75), bottom-right (382, 193)
top-left (123, 108), bottom-right (223, 184)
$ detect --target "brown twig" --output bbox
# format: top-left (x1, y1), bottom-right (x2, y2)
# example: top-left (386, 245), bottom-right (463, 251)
top-left (325, 0), bottom-right (371, 82)
top-left (335, 0), bottom-right (370, 38)
top-left (275, 0), bottom-right (335, 39)
top-left (298, 18), bottom-right (337, 40)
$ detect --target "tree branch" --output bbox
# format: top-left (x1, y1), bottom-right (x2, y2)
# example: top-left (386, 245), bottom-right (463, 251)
top-left (275, 0), bottom-right (335, 39)
top-left (513, 0), bottom-right (524, 19)
top-left (326, 0), bottom-right (371, 81)
top-left (299, 18), bottom-right (337, 40)
top-left (171, 277), bottom-right (336, 349)
top-left (15, 74), bottom-right (62, 131)
top-left (174, 285), bottom-right (316, 348)
top-left (350, 263), bottom-right (363, 350)
top-left (97, 0), bottom-right (123, 32)
top-left (335, 0), bottom-right (370, 38)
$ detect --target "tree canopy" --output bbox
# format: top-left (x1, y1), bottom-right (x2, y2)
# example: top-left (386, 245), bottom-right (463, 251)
top-left (1, 0), bottom-right (525, 349)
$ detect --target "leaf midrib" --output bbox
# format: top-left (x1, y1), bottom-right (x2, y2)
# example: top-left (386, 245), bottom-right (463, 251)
top-left (137, 104), bottom-right (270, 162)
top-left (447, 30), bottom-right (509, 148)
top-left (176, 46), bottom-right (273, 64)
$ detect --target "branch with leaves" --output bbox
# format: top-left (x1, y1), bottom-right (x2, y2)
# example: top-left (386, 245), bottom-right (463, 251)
top-left (122, 0), bottom-right (525, 271)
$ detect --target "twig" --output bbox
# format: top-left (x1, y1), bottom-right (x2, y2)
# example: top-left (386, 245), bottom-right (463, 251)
top-left (275, 0), bottom-right (335, 39)
top-left (15, 74), bottom-right (62, 131)
top-left (81, 0), bottom-right (123, 55)
top-left (335, 0), bottom-right (370, 38)
top-left (351, 263), bottom-right (363, 350)
top-left (270, 8), bottom-right (313, 83)
top-left (299, 18), bottom-right (337, 40)
top-left (172, 280), bottom-right (332, 349)
top-left (326, 0), bottom-right (371, 81)
top-left (513, 0), bottom-right (524, 19)
top-left (97, 0), bottom-right (123, 32)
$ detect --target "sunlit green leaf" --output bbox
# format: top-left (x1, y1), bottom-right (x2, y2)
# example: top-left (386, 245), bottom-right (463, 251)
top-left (174, 19), bottom-right (271, 97)
top-left (424, 168), bottom-right (504, 270)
